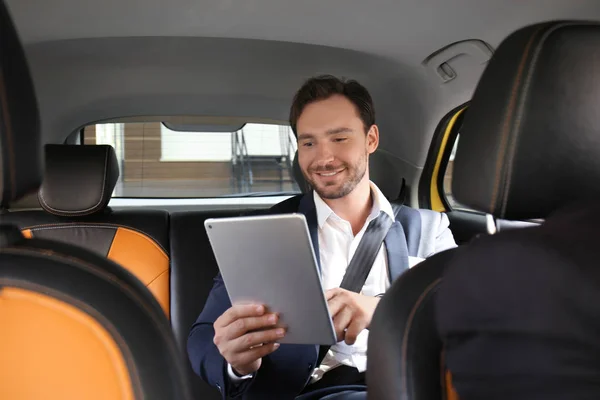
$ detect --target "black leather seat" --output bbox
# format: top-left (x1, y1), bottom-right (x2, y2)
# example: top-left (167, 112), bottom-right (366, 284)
top-left (170, 209), bottom-right (243, 399)
top-left (4, 144), bottom-right (172, 317)
top-left (367, 20), bottom-right (600, 400)
top-left (366, 251), bottom-right (455, 400)
top-left (0, 1), bottom-right (192, 398)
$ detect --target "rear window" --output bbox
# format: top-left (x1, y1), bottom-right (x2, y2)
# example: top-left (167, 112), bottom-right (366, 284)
top-left (83, 121), bottom-right (300, 198)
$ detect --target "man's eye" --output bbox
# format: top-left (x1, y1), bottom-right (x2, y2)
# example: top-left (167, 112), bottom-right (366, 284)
top-left (334, 137), bottom-right (347, 142)
top-left (302, 142), bottom-right (313, 147)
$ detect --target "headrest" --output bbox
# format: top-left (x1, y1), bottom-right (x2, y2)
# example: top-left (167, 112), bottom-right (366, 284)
top-left (292, 151), bottom-right (311, 193)
top-left (453, 21), bottom-right (600, 220)
top-left (38, 145), bottom-right (120, 217)
top-left (0, 1), bottom-right (42, 207)
top-left (369, 150), bottom-right (404, 201)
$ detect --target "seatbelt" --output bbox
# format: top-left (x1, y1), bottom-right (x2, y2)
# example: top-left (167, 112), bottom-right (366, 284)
top-left (338, 211), bottom-right (394, 292)
top-left (317, 211), bottom-right (394, 366)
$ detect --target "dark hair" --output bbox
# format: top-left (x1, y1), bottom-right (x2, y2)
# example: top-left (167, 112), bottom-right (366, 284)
top-left (289, 75), bottom-right (375, 135)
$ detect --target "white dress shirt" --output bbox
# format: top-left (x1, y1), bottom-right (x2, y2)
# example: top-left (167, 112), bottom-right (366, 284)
top-left (311, 181), bottom-right (393, 379)
top-left (228, 181), bottom-right (424, 382)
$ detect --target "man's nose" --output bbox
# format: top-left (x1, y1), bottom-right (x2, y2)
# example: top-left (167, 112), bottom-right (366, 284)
top-left (314, 144), bottom-right (335, 166)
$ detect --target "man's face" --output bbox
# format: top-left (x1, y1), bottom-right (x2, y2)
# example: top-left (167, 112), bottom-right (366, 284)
top-left (296, 94), bottom-right (379, 200)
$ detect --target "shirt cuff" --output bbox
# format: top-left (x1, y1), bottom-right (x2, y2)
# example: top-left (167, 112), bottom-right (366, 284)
top-left (227, 363), bottom-right (254, 383)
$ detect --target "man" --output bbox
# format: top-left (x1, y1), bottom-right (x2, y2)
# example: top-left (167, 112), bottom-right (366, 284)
top-left (187, 75), bottom-right (456, 399)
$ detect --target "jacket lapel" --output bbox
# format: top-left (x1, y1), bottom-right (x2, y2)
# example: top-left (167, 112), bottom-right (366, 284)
top-left (384, 221), bottom-right (409, 282)
top-left (297, 192), bottom-right (321, 272)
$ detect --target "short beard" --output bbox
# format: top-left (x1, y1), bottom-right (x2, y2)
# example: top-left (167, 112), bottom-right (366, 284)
top-left (307, 153), bottom-right (367, 200)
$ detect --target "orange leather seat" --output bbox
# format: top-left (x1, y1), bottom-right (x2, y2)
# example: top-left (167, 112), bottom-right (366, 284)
top-left (0, 1), bottom-right (191, 397)
top-left (14, 144), bottom-right (171, 317)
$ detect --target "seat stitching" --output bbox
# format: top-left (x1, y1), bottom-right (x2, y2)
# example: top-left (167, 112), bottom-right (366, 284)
top-left (145, 268), bottom-right (169, 288)
top-left (40, 208), bottom-right (104, 217)
top-left (401, 278), bottom-right (441, 397)
top-left (490, 27), bottom-right (544, 214)
top-left (39, 146), bottom-right (110, 215)
top-left (22, 223), bottom-right (169, 256)
top-left (29, 224), bottom-right (117, 231)
top-left (0, 277), bottom-right (144, 398)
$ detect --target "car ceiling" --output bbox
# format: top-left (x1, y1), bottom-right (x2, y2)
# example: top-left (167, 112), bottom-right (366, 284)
top-left (5, 0), bottom-right (600, 199)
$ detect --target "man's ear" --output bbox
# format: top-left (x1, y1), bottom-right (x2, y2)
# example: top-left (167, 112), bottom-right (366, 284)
top-left (366, 125), bottom-right (379, 154)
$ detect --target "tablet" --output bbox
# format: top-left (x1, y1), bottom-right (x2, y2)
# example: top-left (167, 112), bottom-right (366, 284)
top-left (204, 213), bottom-right (337, 346)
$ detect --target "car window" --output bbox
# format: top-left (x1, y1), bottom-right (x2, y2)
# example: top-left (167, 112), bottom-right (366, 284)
top-left (83, 121), bottom-right (300, 198)
top-left (442, 133), bottom-right (478, 212)
top-left (443, 135), bottom-right (460, 209)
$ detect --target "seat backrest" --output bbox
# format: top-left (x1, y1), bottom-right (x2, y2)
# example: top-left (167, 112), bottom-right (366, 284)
top-left (292, 151), bottom-right (312, 193)
top-left (436, 21), bottom-right (600, 399)
top-left (367, 249), bottom-right (458, 400)
top-left (1, 229), bottom-right (192, 400)
top-left (169, 210), bottom-right (242, 400)
top-left (6, 144), bottom-right (171, 317)
top-left (368, 21), bottom-right (600, 400)
top-left (0, 1), bottom-right (191, 397)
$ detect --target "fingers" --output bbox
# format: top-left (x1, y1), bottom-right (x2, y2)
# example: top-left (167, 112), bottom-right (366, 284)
top-left (215, 304), bottom-right (265, 328)
top-left (327, 289), bottom-right (356, 341)
top-left (216, 326), bottom-right (285, 369)
top-left (231, 327), bottom-right (286, 351)
top-left (213, 304), bottom-right (284, 376)
top-left (228, 342), bottom-right (281, 369)
top-left (223, 313), bottom-right (280, 341)
top-left (327, 293), bottom-right (347, 318)
top-left (344, 317), bottom-right (367, 345)
top-left (332, 307), bottom-right (353, 342)
top-left (325, 287), bottom-right (342, 301)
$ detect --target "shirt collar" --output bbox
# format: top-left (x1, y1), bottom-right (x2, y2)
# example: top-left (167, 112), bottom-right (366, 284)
top-left (313, 181), bottom-right (395, 229)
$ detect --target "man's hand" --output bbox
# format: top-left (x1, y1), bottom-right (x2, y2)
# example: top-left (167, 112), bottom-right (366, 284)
top-left (325, 288), bottom-right (380, 345)
top-left (213, 304), bottom-right (285, 376)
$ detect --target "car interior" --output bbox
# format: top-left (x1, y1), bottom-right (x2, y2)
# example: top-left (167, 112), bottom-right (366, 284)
top-left (2, 0), bottom-right (600, 399)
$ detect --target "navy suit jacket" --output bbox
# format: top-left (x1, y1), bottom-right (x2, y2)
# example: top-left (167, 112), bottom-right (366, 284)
top-left (187, 193), bottom-right (432, 399)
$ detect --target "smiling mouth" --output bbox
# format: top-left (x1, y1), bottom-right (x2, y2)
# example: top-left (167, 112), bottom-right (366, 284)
top-left (316, 168), bottom-right (345, 177)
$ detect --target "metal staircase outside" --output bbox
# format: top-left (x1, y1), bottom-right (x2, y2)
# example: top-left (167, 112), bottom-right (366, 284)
top-left (231, 126), bottom-right (296, 193)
